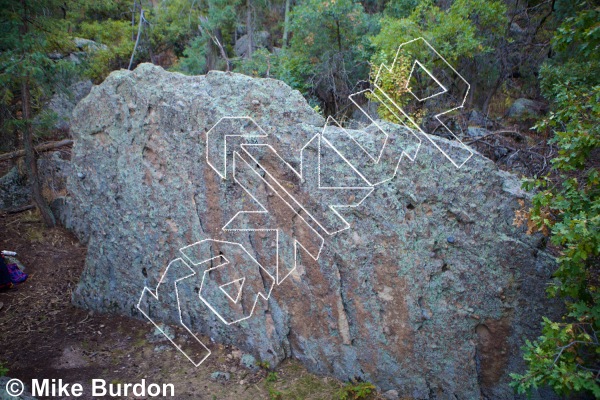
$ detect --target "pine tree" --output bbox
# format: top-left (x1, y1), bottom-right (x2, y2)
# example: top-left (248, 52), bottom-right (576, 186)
top-left (0, 0), bottom-right (76, 226)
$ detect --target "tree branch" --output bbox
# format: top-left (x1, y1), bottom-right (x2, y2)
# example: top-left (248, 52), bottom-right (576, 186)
top-left (0, 139), bottom-right (73, 162)
top-left (128, 8), bottom-right (145, 70)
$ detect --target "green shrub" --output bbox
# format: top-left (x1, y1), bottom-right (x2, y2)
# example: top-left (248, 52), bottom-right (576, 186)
top-left (0, 361), bottom-right (8, 377)
top-left (510, 3), bottom-right (600, 397)
top-left (338, 381), bottom-right (376, 400)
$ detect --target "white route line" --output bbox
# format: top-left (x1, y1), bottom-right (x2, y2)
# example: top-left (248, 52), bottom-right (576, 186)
top-left (206, 116), bottom-right (268, 179)
top-left (406, 59), bottom-right (448, 102)
top-left (223, 151), bottom-right (325, 285)
top-left (136, 258), bottom-right (211, 367)
top-left (321, 114), bottom-right (422, 187)
top-left (219, 277), bottom-right (245, 304)
top-left (138, 37), bottom-right (475, 368)
top-left (239, 140), bottom-right (374, 236)
top-left (372, 36), bottom-right (474, 169)
top-left (189, 239), bottom-right (275, 326)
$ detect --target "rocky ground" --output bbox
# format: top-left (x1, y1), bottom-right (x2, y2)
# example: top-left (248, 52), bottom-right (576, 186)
top-left (0, 209), bottom-right (384, 400)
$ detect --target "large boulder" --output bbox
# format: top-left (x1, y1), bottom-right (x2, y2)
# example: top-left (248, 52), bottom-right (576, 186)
top-left (64, 64), bottom-right (559, 399)
top-left (234, 31), bottom-right (270, 58)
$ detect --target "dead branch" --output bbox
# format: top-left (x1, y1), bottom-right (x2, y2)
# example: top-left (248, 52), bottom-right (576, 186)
top-left (198, 19), bottom-right (231, 72)
top-left (466, 130), bottom-right (526, 145)
top-left (0, 139), bottom-right (73, 162)
top-left (1, 204), bottom-right (36, 215)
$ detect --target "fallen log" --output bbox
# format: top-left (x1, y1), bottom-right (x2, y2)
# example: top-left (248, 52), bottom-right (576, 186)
top-left (0, 139), bottom-right (73, 162)
top-left (0, 204), bottom-right (36, 215)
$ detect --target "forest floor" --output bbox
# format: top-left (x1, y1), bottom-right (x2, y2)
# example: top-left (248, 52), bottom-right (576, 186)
top-left (0, 209), bottom-right (378, 400)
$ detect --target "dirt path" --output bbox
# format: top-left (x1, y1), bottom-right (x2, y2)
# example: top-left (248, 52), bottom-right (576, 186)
top-left (0, 210), bottom-right (373, 400)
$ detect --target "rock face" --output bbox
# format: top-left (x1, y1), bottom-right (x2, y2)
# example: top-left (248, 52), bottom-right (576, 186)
top-left (65, 64), bottom-right (559, 399)
top-left (0, 152), bottom-right (71, 211)
top-left (0, 167), bottom-right (29, 210)
top-left (234, 31), bottom-right (270, 57)
top-left (46, 80), bottom-right (93, 131)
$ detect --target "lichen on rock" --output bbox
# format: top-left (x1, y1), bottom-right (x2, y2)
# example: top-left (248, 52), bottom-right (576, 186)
top-left (63, 63), bottom-right (560, 399)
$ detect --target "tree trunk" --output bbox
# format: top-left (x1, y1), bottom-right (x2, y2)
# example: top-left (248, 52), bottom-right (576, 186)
top-left (19, 0), bottom-right (55, 227)
top-left (21, 79), bottom-right (56, 227)
top-left (336, 20), bottom-right (342, 51)
top-left (483, 71), bottom-right (503, 116)
top-left (21, 80), bottom-right (55, 227)
top-left (282, 0), bottom-right (290, 48)
top-left (246, 0), bottom-right (253, 59)
top-left (11, 129), bottom-right (19, 168)
top-left (214, 29), bottom-right (231, 71)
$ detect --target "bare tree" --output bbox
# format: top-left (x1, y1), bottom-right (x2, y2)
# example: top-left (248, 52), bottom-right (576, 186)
top-left (246, 0), bottom-right (253, 59)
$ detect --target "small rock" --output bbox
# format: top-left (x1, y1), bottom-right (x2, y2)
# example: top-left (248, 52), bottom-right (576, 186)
top-left (0, 167), bottom-right (30, 210)
top-left (494, 146), bottom-right (509, 159)
top-left (507, 98), bottom-right (546, 119)
top-left (466, 126), bottom-right (489, 138)
top-left (447, 236), bottom-right (455, 244)
top-left (48, 52), bottom-right (64, 60)
top-left (240, 353), bottom-right (257, 370)
top-left (467, 110), bottom-right (494, 128)
top-left (154, 345), bottom-right (168, 353)
top-left (150, 325), bottom-right (174, 342)
top-left (210, 371), bottom-right (230, 382)
top-left (383, 389), bottom-right (400, 400)
top-left (73, 37), bottom-right (108, 52)
top-left (234, 31), bottom-right (270, 57)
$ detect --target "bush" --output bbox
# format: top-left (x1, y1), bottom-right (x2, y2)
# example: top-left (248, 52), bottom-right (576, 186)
top-left (510, 3), bottom-right (600, 397)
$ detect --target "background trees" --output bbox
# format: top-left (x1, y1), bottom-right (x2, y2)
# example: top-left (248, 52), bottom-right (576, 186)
top-left (0, 0), bottom-right (78, 226)
top-left (511, 1), bottom-right (600, 395)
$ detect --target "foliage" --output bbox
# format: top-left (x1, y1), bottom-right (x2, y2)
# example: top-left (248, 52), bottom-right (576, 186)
top-left (369, 0), bottom-right (506, 123)
top-left (266, 371), bottom-right (278, 382)
top-left (0, 0), bottom-right (79, 140)
top-left (268, 386), bottom-right (284, 400)
top-left (174, 35), bottom-right (209, 75)
top-left (510, 2), bottom-right (600, 396)
top-left (173, 0), bottom-right (244, 75)
top-left (145, 0), bottom-right (201, 56)
top-left (371, 0), bottom-right (506, 65)
top-left (338, 381), bottom-right (376, 400)
top-left (365, 53), bottom-right (417, 125)
top-left (257, 360), bottom-right (271, 370)
top-left (77, 19), bottom-right (133, 81)
top-left (383, 0), bottom-right (419, 19)
top-left (234, 48), bottom-right (282, 78)
top-left (74, 0), bottom-right (204, 80)
top-left (279, 0), bottom-right (378, 116)
top-left (0, 361), bottom-right (8, 377)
